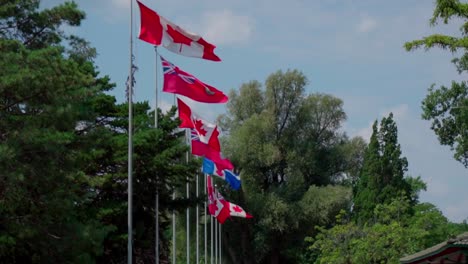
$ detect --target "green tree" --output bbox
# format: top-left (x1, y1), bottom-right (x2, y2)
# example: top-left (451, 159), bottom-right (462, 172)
top-left (217, 70), bottom-right (363, 264)
top-left (353, 113), bottom-right (412, 223)
top-left (0, 1), bottom-right (111, 262)
top-left (0, 1), bottom-right (198, 262)
top-left (308, 197), bottom-right (468, 264)
top-left (404, 0), bottom-right (468, 167)
top-left (84, 102), bottom-right (198, 263)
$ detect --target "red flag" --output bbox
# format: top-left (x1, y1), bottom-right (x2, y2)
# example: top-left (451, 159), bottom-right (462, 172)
top-left (162, 57), bottom-right (228, 103)
top-left (178, 98), bottom-right (221, 151)
top-left (137, 0), bottom-right (221, 61)
top-left (191, 129), bottom-right (233, 171)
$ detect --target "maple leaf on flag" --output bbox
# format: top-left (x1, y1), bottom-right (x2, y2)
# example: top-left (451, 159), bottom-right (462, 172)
top-left (166, 24), bottom-right (193, 46)
top-left (233, 205), bottom-right (243, 213)
top-left (194, 119), bottom-right (207, 136)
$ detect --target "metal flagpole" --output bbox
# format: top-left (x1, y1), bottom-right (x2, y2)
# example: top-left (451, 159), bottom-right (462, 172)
top-left (215, 209), bottom-right (218, 264)
top-left (196, 173), bottom-right (200, 263)
top-left (154, 47), bottom-right (159, 264)
top-left (219, 224), bottom-right (222, 264)
top-left (208, 176), bottom-right (216, 264)
top-left (172, 190), bottom-right (176, 264)
top-left (210, 193), bottom-right (213, 264)
top-left (128, 0), bottom-right (134, 262)
top-left (204, 174), bottom-right (207, 264)
top-left (172, 93), bottom-right (176, 264)
top-left (186, 129), bottom-right (190, 264)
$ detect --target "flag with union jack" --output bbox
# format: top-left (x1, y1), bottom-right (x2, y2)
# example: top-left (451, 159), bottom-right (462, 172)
top-left (160, 56), bottom-right (228, 103)
top-left (190, 128), bottom-right (234, 171)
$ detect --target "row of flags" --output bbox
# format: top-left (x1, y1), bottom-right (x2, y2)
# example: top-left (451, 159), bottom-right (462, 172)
top-left (137, 0), bottom-right (252, 224)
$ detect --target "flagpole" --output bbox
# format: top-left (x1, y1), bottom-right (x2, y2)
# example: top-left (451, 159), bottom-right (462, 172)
top-left (219, 223), bottom-right (222, 264)
top-left (172, 190), bottom-right (176, 264)
top-left (186, 129), bottom-right (190, 264)
top-left (196, 172), bottom-right (200, 264)
top-left (154, 46), bottom-right (159, 264)
top-left (172, 94), bottom-right (176, 264)
top-left (204, 174), bottom-right (207, 264)
top-left (210, 180), bottom-right (213, 264)
top-left (215, 200), bottom-right (218, 264)
top-left (128, 0), bottom-right (134, 262)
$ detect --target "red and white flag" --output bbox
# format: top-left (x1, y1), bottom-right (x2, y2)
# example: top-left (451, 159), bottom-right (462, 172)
top-left (137, 0), bottom-right (221, 61)
top-left (190, 131), bottom-right (234, 171)
top-left (162, 57), bottom-right (228, 103)
top-left (207, 176), bottom-right (252, 224)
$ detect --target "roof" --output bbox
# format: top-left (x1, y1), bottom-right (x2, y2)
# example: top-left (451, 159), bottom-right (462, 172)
top-left (400, 232), bottom-right (468, 264)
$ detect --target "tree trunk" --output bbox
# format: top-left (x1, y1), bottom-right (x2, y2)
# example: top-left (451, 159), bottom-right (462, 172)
top-left (241, 227), bottom-right (254, 264)
top-left (225, 241), bottom-right (239, 264)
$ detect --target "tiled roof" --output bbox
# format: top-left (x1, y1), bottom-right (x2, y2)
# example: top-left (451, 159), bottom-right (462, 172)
top-left (400, 232), bottom-right (468, 263)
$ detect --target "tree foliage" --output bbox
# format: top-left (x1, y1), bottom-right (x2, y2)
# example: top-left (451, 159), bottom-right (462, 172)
top-left (353, 114), bottom-right (412, 223)
top-left (0, 1), bottom-right (197, 263)
top-left (405, 0), bottom-right (468, 167)
top-left (218, 70), bottom-right (364, 264)
top-left (307, 113), bottom-right (467, 264)
top-left (307, 198), bottom-right (468, 264)
top-left (0, 1), bottom-right (108, 262)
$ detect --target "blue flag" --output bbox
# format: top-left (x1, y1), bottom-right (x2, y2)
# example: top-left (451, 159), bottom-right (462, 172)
top-left (224, 170), bottom-right (241, 190)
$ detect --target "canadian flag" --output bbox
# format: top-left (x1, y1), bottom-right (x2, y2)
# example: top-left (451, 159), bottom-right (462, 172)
top-left (207, 176), bottom-right (252, 224)
top-left (137, 0), bottom-right (221, 61)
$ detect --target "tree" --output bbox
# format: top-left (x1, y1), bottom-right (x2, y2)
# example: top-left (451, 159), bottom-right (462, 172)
top-left (353, 113), bottom-right (412, 223)
top-left (217, 70), bottom-right (364, 264)
top-left (0, 1), bottom-right (111, 262)
top-left (404, 0), bottom-right (468, 167)
top-left (86, 102), bottom-right (198, 263)
top-left (0, 1), bottom-right (198, 262)
top-left (308, 198), bottom-right (468, 264)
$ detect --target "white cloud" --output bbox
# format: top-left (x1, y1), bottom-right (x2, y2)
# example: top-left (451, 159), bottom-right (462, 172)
top-left (381, 104), bottom-right (409, 120)
top-left (446, 200), bottom-right (468, 223)
top-left (110, 0), bottom-right (129, 10)
top-left (349, 104), bottom-right (410, 141)
top-left (426, 179), bottom-right (450, 197)
top-left (151, 99), bottom-right (173, 114)
top-left (199, 10), bottom-right (254, 45)
top-left (354, 123), bottom-right (373, 142)
top-left (356, 16), bottom-right (378, 33)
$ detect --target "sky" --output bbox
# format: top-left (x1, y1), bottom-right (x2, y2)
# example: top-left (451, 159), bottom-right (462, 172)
top-left (43, 0), bottom-right (467, 222)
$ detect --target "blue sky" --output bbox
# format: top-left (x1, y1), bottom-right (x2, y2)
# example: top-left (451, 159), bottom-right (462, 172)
top-left (44, 0), bottom-right (467, 222)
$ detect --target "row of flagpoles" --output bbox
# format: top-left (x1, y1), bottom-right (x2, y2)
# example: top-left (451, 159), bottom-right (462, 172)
top-left (128, 1), bottom-right (253, 263)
